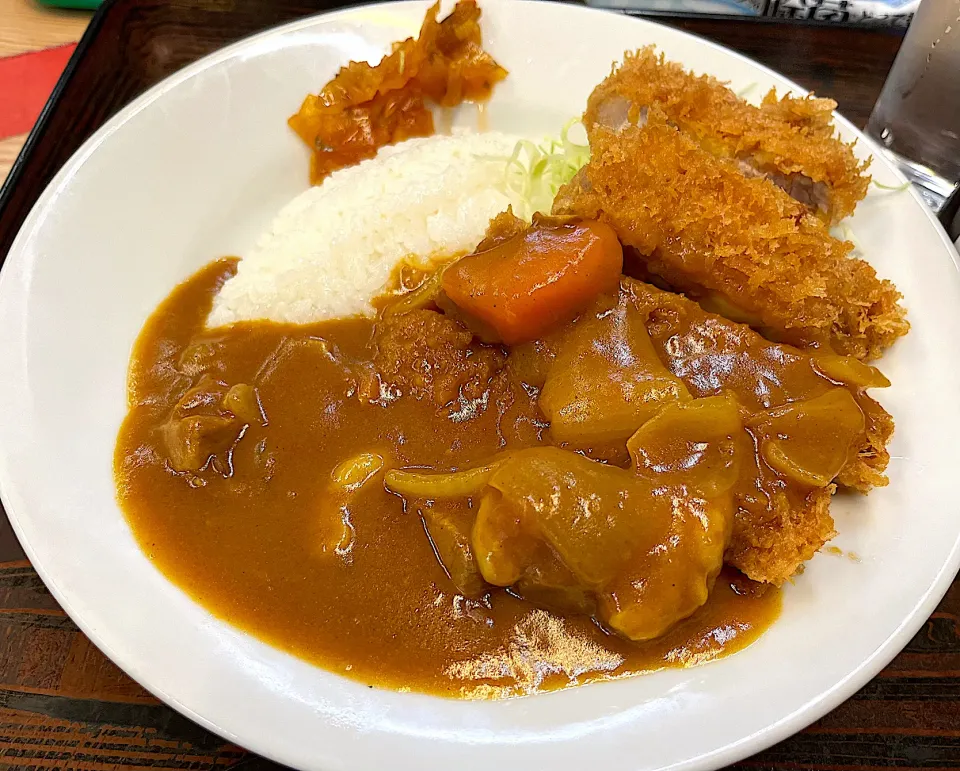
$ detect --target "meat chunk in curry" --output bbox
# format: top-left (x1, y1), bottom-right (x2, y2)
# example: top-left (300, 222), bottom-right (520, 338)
top-left (162, 375), bottom-right (262, 474)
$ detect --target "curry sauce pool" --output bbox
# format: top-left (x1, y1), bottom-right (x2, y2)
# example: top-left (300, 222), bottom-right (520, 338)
top-left (116, 259), bottom-right (780, 698)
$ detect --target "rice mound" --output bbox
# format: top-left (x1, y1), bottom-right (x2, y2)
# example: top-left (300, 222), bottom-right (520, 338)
top-left (208, 131), bottom-right (522, 327)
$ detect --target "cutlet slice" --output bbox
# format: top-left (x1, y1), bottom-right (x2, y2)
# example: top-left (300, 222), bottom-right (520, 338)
top-left (554, 113), bottom-right (908, 361)
top-left (620, 278), bottom-right (894, 585)
top-left (585, 47), bottom-right (869, 224)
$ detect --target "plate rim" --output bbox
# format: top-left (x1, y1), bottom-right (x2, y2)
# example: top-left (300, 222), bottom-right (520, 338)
top-left (1, 2), bottom-right (959, 769)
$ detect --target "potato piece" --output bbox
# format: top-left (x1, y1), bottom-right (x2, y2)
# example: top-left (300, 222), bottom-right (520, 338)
top-left (540, 297), bottom-right (690, 445)
top-left (600, 495), bottom-right (733, 641)
top-left (488, 448), bottom-right (670, 589)
top-left (391, 396), bottom-right (749, 641)
top-left (479, 442), bottom-right (736, 641)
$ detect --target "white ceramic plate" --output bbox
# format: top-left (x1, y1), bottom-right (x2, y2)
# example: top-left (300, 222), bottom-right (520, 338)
top-left (1, 2), bottom-right (959, 769)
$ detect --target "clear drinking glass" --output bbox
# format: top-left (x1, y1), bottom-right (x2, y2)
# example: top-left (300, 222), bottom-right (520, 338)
top-left (865, 0), bottom-right (960, 211)
top-left (941, 185), bottom-right (960, 242)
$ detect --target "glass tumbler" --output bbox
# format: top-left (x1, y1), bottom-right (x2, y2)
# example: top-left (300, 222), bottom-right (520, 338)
top-left (865, 0), bottom-right (960, 211)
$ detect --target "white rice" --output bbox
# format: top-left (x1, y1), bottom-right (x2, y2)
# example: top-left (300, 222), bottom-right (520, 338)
top-left (208, 131), bottom-right (522, 327)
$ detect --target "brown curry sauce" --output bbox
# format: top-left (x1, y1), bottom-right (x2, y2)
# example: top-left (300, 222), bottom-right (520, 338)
top-left (115, 258), bottom-right (780, 698)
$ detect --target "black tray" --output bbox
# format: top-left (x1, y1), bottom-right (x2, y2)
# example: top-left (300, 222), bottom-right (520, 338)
top-left (4, 4), bottom-right (955, 771)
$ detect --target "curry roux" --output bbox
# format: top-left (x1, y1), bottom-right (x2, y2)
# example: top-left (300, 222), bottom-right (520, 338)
top-left (115, 259), bottom-right (780, 699)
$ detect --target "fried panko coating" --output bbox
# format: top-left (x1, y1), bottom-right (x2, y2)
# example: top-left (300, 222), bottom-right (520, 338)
top-left (584, 48), bottom-right (869, 224)
top-left (621, 278), bottom-right (893, 585)
top-left (288, 0), bottom-right (506, 184)
top-left (372, 309), bottom-right (505, 407)
top-left (475, 207), bottom-right (528, 250)
top-left (554, 114), bottom-right (909, 360)
top-left (729, 485), bottom-right (837, 588)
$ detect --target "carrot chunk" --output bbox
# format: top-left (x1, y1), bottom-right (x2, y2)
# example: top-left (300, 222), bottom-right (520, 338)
top-left (441, 219), bottom-right (623, 345)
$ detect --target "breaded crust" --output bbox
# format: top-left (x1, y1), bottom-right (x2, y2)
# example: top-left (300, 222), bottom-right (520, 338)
top-left (836, 395), bottom-right (894, 493)
top-left (585, 47), bottom-right (870, 223)
top-left (727, 486), bottom-right (838, 587)
top-left (621, 277), bottom-right (893, 585)
top-left (554, 115), bottom-right (909, 360)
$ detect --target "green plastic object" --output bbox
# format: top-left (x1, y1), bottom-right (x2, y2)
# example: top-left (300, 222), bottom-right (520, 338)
top-left (37, 0), bottom-right (104, 9)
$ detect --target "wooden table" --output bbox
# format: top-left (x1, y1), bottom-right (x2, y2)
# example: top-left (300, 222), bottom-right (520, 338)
top-left (1, 3), bottom-right (958, 769)
top-left (0, 0), bottom-right (92, 184)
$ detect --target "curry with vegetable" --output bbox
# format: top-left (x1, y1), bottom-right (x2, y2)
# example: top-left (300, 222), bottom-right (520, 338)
top-left (116, 211), bottom-right (897, 697)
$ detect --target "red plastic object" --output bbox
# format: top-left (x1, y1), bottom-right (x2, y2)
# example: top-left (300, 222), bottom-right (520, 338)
top-left (0, 44), bottom-right (77, 140)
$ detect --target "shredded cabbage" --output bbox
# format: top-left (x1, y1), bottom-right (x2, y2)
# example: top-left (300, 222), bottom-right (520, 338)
top-left (830, 180), bottom-right (910, 257)
top-left (871, 179), bottom-right (912, 192)
top-left (495, 119), bottom-right (590, 220)
top-left (832, 222), bottom-right (865, 257)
